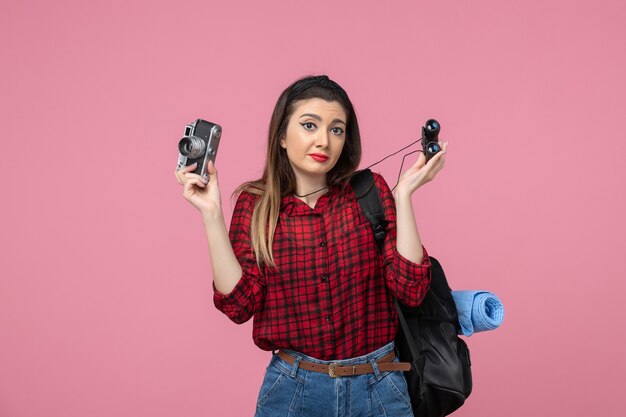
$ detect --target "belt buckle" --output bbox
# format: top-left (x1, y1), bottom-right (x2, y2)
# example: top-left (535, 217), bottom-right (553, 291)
top-left (328, 363), bottom-right (358, 377)
top-left (328, 363), bottom-right (338, 378)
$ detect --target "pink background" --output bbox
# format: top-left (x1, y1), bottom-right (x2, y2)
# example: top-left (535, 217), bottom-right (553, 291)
top-left (1, 0), bottom-right (625, 416)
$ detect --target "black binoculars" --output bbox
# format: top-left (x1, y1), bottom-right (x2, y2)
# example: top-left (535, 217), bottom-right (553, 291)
top-left (422, 119), bottom-right (442, 163)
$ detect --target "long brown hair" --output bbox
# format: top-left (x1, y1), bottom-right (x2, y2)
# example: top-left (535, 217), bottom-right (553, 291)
top-left (235, 75), bottom-right (362, 268)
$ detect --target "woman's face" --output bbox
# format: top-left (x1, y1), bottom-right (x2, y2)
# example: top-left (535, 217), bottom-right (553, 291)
top-left (280, 98), bottom-right (347, 186)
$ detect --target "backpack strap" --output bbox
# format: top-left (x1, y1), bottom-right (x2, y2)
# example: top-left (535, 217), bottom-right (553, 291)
top-left (349, 169), bottom-right (388, 251)
top-left (350, 169), bottom-right (424, 371)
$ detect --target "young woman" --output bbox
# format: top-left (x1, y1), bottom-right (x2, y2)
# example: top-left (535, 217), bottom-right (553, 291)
top-left (175, 75), bottom-right (448, 417)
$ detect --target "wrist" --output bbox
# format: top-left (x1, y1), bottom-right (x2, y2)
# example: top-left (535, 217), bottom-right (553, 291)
top-left (393, 187), bottom-right (412, 202)
top-left (201, 208), bottom-right (224, 224)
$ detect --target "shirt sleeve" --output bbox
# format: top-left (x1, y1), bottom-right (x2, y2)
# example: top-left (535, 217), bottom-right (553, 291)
top-left (373, 172), bottom-right (432, 307)
top-left (212, 191), bottom-right (266, 324)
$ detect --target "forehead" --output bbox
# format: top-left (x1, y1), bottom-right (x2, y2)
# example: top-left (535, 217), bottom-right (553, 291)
top-left (291, 98), bottom-right (347, 119)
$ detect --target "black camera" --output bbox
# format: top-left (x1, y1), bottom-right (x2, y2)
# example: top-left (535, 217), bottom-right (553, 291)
top-left (421, 119), bottom-right (442, 164)
top-left (177, 119), bottom-right (222, 180)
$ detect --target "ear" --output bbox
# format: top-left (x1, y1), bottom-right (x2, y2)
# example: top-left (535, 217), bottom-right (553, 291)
top-left (280, 137), bottom-right (286, 149)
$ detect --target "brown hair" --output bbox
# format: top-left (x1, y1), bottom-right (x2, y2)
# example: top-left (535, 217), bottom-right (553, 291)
top-left (235, 75), bottom-right (362, 268)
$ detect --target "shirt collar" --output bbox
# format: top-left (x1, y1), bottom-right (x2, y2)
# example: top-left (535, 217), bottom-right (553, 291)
top-left (280, 184), bottom-right (343, 217)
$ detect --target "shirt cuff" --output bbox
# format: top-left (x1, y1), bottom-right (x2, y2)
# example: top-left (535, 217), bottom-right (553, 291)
top-left (394, 245), bottom-right (431, 276)
top-left (390, 245), bottom-right (431, 307)
top-left (212, 276), bottom-right (259, 324)
top-left (213, 281), bottom-right (242, 312)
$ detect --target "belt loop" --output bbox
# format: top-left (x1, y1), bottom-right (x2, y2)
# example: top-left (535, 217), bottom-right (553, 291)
top-left (290, 355), bottom-right (302, 378)
top-left (370, 358), bottom-right (382, 380)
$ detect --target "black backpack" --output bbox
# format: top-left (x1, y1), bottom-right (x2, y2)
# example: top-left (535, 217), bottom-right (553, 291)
top-left (350, 169), bottom-right (472, 417)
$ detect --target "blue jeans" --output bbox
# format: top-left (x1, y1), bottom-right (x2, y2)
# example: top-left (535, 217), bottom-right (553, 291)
top-left (254, 341), bottom-right (414, 417)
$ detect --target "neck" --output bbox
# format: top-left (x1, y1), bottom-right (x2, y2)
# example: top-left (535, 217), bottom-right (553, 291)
top-left (294, 173), bottom-right (327, 197)
top-left (295, 185), bottom-right (329, 198)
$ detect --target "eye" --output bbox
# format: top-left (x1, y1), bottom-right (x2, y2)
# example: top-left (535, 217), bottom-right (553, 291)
top-left (301, 122), bottom-right (316, 131)
top-left (331, 127), bottom-right (344, 135)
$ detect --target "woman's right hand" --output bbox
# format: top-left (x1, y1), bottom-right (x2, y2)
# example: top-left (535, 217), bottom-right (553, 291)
top-left (174, 160), bottom-right (222, 216)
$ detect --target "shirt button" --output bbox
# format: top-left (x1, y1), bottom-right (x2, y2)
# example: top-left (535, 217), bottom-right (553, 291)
top-left (320, 242), bottom-right (326, 247)
top-left (326, 316), bottom-right (332, 322)
top-left (321, 276), bottom-right (328, 282)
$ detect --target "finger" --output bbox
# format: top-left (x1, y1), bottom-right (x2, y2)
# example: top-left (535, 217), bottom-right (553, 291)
top-left (191, 178), bottom-right (206, 188)
top-left (174, 169), bottom-right (183, 185)
top-left (437, 152), bottom-right (447, 166)
top-left (423, 152), bottom-right (445, 172)
top-left (411, 151), bottom-right (426, 170)
top-left (183, 180), bottom-right (194, 196)
top-left (426, 151), bottom-right (444, 167)
top-left (206, 160), bottom-right (218, 180)
top-left (184, 172), bottom-right (209, 184)
top-left (184, 178), bottom-right (206, 195)
top-left (439, 145), bottom-right (447, 158)
top-left (178, 162), bottom-right (199, 174)
top-left (437, 155), bottom-right (446, 172)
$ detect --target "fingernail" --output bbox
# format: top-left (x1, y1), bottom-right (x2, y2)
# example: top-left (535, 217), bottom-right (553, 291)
top-left (191, 162), bottom-right (198, 167)
top-left (201, 177), bottom-right (208, 183)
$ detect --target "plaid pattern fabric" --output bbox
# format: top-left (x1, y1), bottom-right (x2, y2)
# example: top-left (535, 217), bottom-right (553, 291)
top-left (213, 172), bottom-right (431, 360)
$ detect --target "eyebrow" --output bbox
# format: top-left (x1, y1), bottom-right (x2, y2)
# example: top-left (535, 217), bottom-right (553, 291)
top-left (299, 113), bottom-right (346, 125)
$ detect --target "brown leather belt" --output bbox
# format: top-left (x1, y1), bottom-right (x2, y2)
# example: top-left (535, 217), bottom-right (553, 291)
top-left (276, 350), bottom-right (411, 378)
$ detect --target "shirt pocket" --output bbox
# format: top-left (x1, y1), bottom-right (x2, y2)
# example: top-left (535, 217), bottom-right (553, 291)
top-left (337, 221), bottom-right (380, 276)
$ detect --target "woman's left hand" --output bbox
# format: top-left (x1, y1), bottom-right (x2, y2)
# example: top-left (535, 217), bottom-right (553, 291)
top-left (394, 141), bottom-right (448, 198)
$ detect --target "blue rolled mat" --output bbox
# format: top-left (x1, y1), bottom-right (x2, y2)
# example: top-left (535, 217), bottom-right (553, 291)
top-left (451, 291), bottom-right (505, 336)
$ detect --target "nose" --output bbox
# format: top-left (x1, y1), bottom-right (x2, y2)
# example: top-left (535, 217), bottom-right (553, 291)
top-left (315, 130), bottom-right (330, 148)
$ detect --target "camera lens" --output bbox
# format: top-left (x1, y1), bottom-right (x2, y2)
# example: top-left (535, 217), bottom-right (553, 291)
top-left (178, 135), bottom-right (206, 158)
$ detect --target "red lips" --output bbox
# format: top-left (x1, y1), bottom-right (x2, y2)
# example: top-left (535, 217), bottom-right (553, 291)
top-left (308, 153), bottom-right (329, 162)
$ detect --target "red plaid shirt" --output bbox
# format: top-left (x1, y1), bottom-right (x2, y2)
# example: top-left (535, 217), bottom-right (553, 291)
top-left (213, 172), bottom-right (431, 360)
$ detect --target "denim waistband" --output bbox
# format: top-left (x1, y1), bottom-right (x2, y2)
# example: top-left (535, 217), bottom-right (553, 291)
top-left (280, 341), bottom-right (395, 366)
